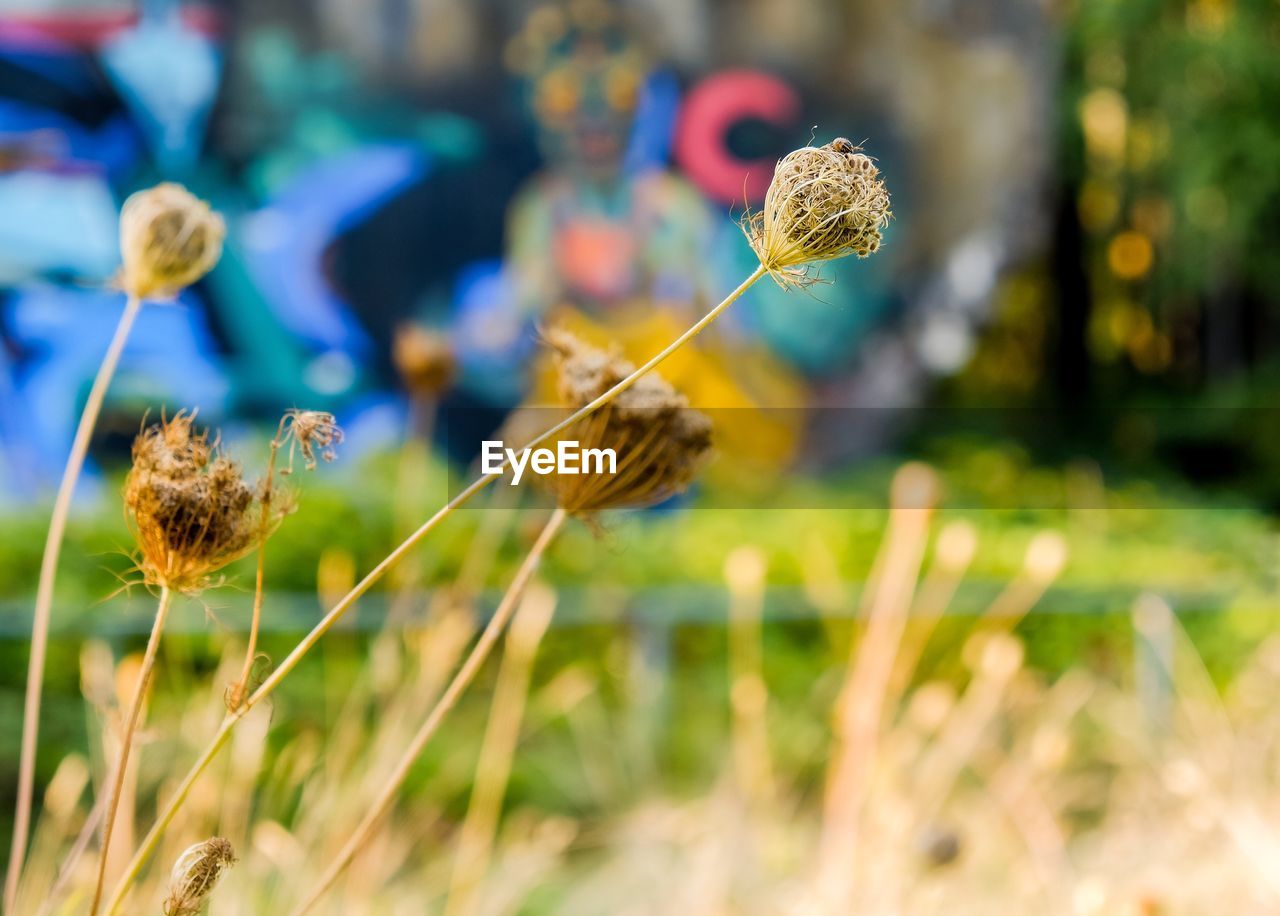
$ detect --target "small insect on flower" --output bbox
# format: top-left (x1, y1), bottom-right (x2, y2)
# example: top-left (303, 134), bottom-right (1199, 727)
top-left (118, 183), bottom-right (225, 300)
top-left (512, 329), bottom-right (713, 514)
top-left (744, 136), bottom-right (892, 287)
top-left (393, 324), bottom-right (458, 398)
top-left (278, 409), bottom-right (344, 474)
top-left (125, 412), bottom-right (285, 594)
top-left (163, 837), bottom-right (236, 916)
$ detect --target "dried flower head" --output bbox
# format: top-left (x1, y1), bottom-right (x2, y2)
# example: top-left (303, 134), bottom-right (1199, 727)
top-left (277, 409), bottom-right (344, 473)
top-left (393, 324), bottom-right (458, 398)
top-left (516, 330), bottom-right (712, 514)
top-left (118, 183), bottom-right (225, 300)
top-left (125, 412), bottom-right (282, 593)
top-left (163, 837), bottom-right (236, 916)
top-left (744, 137), bottom-right (891, 287)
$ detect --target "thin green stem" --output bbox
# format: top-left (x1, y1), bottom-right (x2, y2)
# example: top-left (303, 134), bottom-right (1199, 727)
top-left (89, 585), bottom-right (174, 915)
top-left (291, 507), bottom-right (567, 915)
top-left (102, 264), bottom-right (764, 913)
top-left (229, 433), bottom-right (283, 710)
top-left (6, 293), bottom-right (143, 913)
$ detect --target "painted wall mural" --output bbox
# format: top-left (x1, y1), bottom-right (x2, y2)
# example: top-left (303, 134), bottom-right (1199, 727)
top-left (0, 1), bottom-right (1050, 500)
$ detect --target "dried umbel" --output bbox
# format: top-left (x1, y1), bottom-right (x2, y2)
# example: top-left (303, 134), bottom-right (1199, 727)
top-left (393, 324), bottom-right (457, 398)
top-left (125, 412), bottom-right (281, 593)
top-left (745, 137), bottom-right (892, 287)
top-left (163, 837), bottom-right (236, 916)
top-left (119, 182), bottom-right (225, 300)
top-left (522, 330), bottom-right (712, 514)
top-left (278, 409), bottom-right (344, 473)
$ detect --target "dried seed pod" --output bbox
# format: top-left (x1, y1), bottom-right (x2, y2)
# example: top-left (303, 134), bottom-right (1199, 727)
top-left (393, 324), bottom-right (457, 398)
top-left (163, 837), bottom-right (236, 916)
top-left (278, 409), bottom-right (344, 473)
top-left (518, 329), bottom-right (712, 514)
top-left (744, 137), bottom-right (891, 286)
top-left (915, 824), bottom-right (962, 869)
top-left (125, 412), bottom-right (283, 593)
top-left (118, 183), bottom-right (225, 300)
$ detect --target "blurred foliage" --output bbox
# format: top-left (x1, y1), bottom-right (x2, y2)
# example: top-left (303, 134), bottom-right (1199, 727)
top-left (0, 439), bottom-right (1275, 831)
top-left (0, 441), bottom-right (1274, 621)
top-left (1064, 0), bottom-right (1280, 377)
top-left (1068, 0), bottom-right (1280, 300)
top-left (946, 1), bottom-right (1280, 509)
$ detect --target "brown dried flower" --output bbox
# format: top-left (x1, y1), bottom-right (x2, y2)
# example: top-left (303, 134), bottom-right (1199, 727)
top-left (278, 409), bottom-right (343, 473)
top-left (124, 412), bottom-right (283, 593)
top-left (118, 183), bottom-right (225, 300)
top-left (516, 330), bottom-right (712, 514)
top-left (163, 837), bottom-right (236, 916)
top-left (393, 324), bottom-right (457, 398)
top-left (744, 137), bottom-right (891, 287)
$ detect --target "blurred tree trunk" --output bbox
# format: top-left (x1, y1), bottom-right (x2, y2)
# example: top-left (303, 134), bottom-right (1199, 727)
top-left (1050, 185), bottom-right (1091, 405)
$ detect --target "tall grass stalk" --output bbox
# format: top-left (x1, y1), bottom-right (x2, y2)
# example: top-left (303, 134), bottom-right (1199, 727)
top-left (724, 546), bottom-right (774, 804)
top-left (14, 178), bottom-right (224, 906)
top-left (816, 465), bottom-right (936, 901)
top-left (885, 520), bottom-right (977, 702)
top-left (444, 583), bottom-right (557, 916)
top-left (104, 266), bottom-right (765, 910)
top-left (6, 294), bottom-right (143, 912)
top-left (89, 585), bottom-right (174, 914)
top-left (228, 422), bottom-right (286, 710)
top-left (291, 506), bottom-right (568, 914)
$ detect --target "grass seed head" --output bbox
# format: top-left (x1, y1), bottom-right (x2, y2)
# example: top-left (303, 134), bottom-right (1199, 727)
top-left (163, 837), bottom-right (236, 916)
top-left (118, 183), bottom-right (224, 300)
top-left (125, 412), bottom-right (279, 593)
top-left (745, 137), bottom-right (891, 287)
top-left (394, 324), bottom-right (458, 398)
top-left (531, 329), bottom-right (713, 514)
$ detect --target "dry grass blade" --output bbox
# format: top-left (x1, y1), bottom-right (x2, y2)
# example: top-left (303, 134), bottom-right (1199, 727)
top-left (445, 583), bottom-right (557, 916)
top-left (289, 507), bottom-right (568, 914)
top-left (89, 587), bottom-right (174, 914)
top-left (7, 294), bottom-right (144, 913)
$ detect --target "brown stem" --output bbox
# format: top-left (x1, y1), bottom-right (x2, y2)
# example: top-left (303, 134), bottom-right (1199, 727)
top-left (229, 433), bottom-right (283, 710)
top-left (6, 293), bottom-right (143, 913)
top-left (41, 790), bottom-right (106, 915)
top-left (104, 265), bottom-right (765, 913)
top-left (89, 585), bottom-right (173, 915)
top-left (444, 583), bottom-right (556, 916)
top-left (290, 507), bottom-right (568, 914)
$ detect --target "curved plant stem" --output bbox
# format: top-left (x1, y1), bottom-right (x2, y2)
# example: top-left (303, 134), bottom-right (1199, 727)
top-left (444, 581), bottom-right (556, 916)
top-left (292, 507), bottom-right (567, 915)
top-left (103, 264), bottom-right (765, 913)
top-left (41, 792), bottom-right (106, 915)
top-left (89, 585), bottom-right (174, 915)
top-left (6, 293), bottom-right (143, 912)
top-left (229, 431), bottom-right (283, 710)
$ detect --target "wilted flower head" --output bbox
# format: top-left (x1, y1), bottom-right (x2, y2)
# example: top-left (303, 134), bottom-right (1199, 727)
top-left (125, 412), bottom-right (284, 593)
top-left (745, 137), bottom-right (891, 287)
top-left (513, 330), bottom-right (712, 514)
top-left (119, 182), bottom-right (224, 300)
top-left (163, 837), bottom-right (236, 916)
top-left (278, 409), bottom-right (343, 473)
top-left (393, 324), bottom-right (457, 398)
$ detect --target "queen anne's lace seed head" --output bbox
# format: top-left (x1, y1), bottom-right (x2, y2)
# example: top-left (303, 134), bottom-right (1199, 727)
top-left (393, 324), bottom-right (457, 398)
top-left (163, 837), bottom-right (236, 916)
top-left (517, 330), bottom-right (712, 514)
top-left (118, 183), bottom-right (224, 300)
top-left (744, 137), bottom-right (892, 287)
top-left (125, 412), bottom-right (282, 593)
